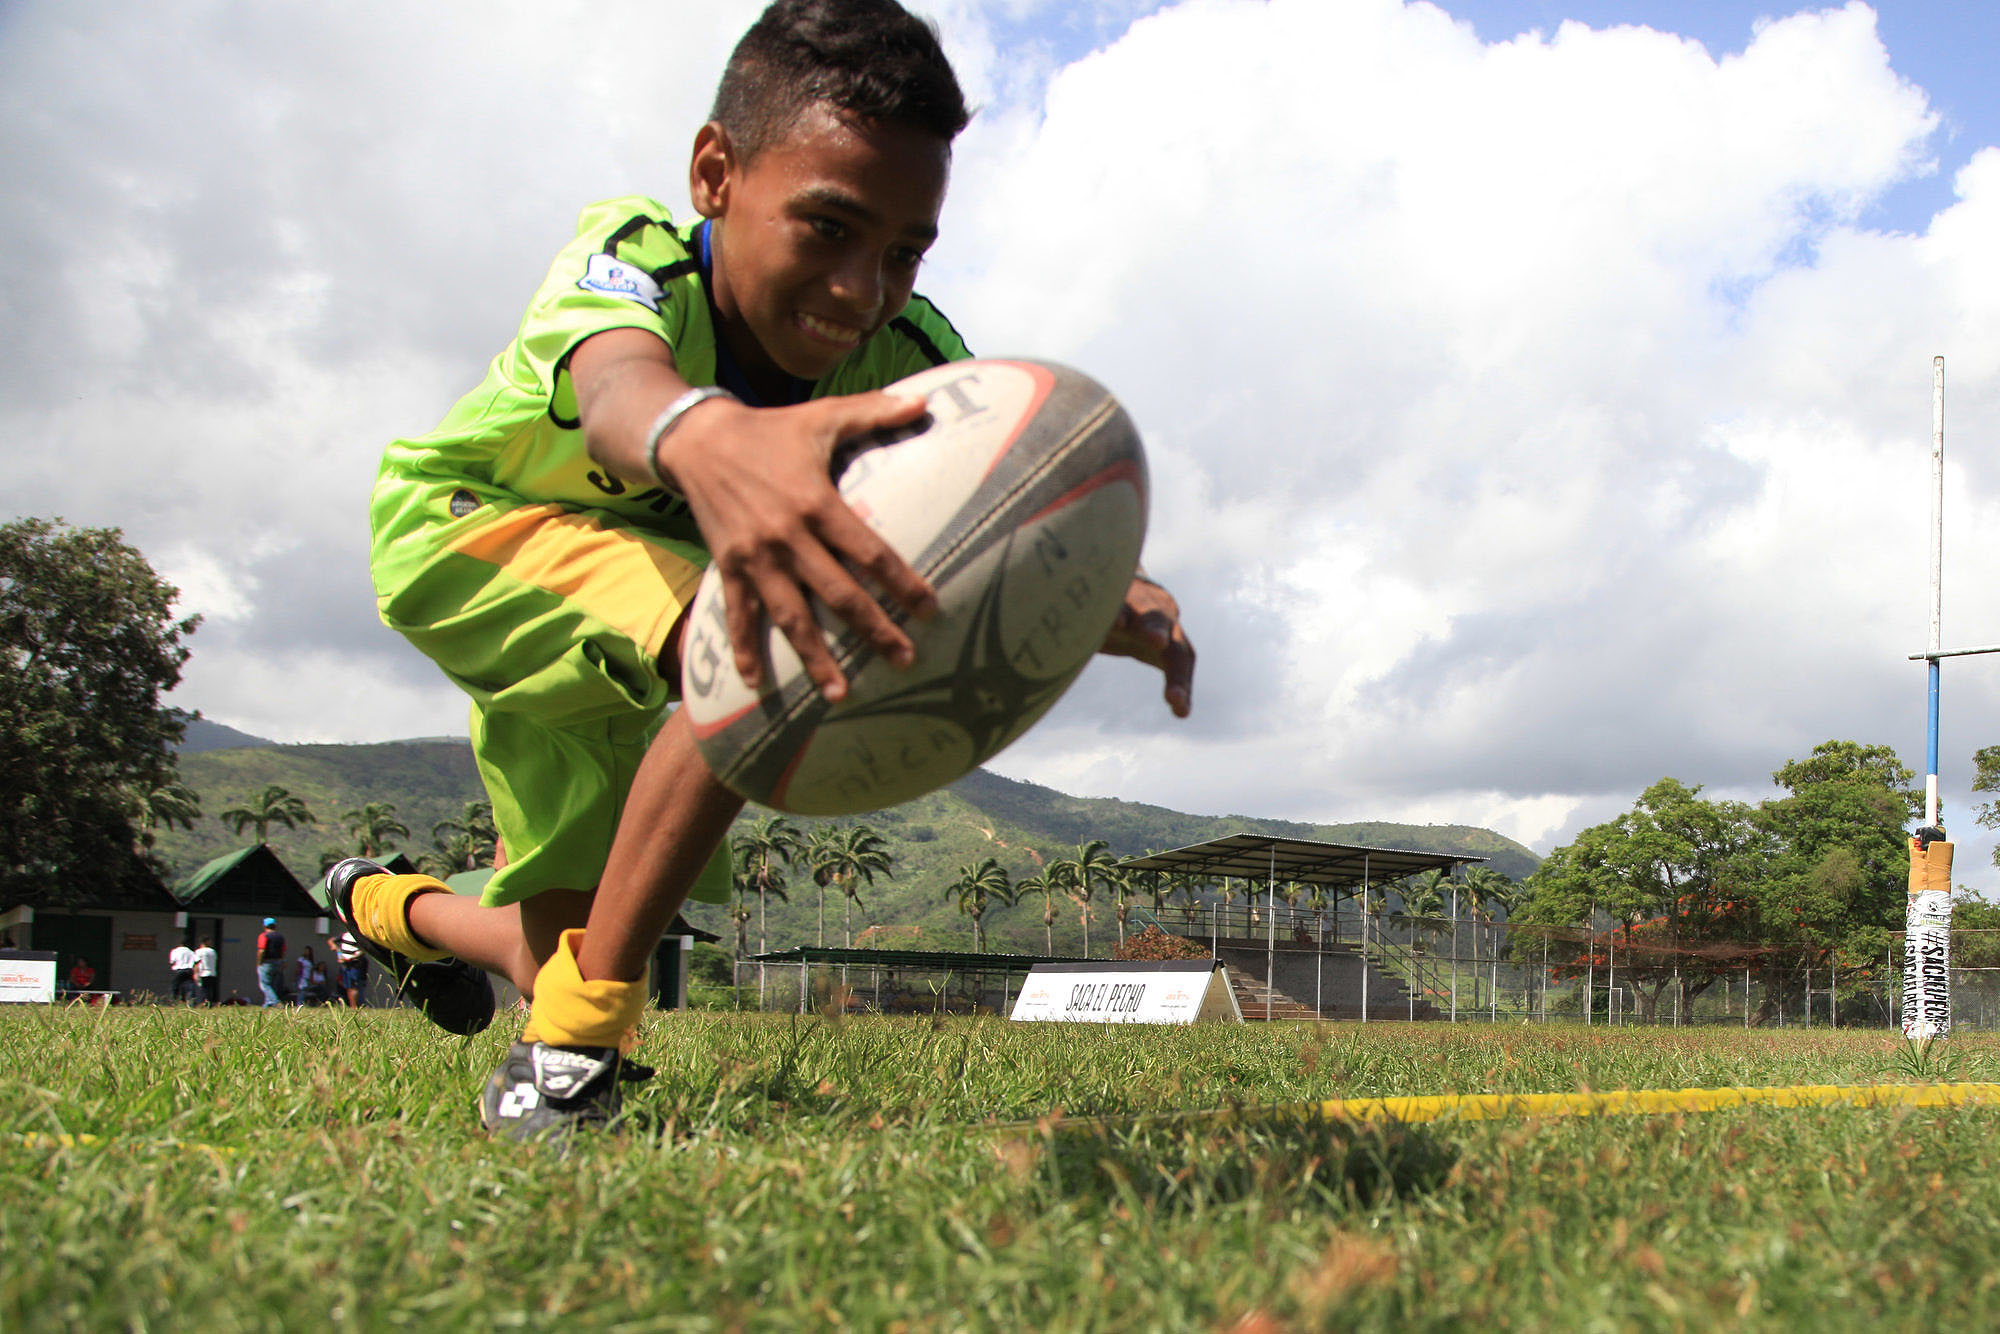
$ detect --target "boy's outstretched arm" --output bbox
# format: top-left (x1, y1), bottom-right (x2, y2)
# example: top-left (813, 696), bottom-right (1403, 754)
top-left (1100, 574), bottom-right (1195, 718)
top-left (570, 328), bottom-right (938, 701)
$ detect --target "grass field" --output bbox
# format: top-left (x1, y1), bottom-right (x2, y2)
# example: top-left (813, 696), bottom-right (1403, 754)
top-left (8, 1008), bottom-right (2000, 1332)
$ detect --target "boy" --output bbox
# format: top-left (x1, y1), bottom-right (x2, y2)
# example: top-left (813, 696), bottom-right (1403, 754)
top-left (335, 0), bottom-right (1194, 1142)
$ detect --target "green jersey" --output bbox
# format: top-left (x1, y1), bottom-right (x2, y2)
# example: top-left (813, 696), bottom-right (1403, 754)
top-left (371, 195), bottom-right (971, 595)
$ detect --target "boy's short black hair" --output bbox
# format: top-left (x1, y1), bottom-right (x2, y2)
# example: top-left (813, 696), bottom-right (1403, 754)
top-left (713, 0), bottom-right (970, 159)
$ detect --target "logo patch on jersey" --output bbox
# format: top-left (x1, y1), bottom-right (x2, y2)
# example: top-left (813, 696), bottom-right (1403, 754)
top-left (578, 252), bottom-right (663, 312)
top-left (448, 489), bottom-right (480, 519)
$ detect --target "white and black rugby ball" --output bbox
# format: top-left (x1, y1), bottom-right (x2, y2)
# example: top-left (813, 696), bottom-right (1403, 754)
top-left (681, 358), bottom-right (1148, 815)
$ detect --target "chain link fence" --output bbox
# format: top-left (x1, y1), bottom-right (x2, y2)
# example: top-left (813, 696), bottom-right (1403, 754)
top-left (1140, 903), bottom-right (2000, 1027)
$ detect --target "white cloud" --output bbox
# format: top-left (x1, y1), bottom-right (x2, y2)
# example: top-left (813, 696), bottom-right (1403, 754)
top-left (950, 0), bottom-right (2000, 874)
top-left (7, 0), bottom-right (2000, 884)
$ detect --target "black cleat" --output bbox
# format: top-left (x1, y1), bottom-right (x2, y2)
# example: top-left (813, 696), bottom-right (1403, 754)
top-left (325, 857), bottom-right (496, 1037)
top-left (479, 1041), bottom-right (634, 1143)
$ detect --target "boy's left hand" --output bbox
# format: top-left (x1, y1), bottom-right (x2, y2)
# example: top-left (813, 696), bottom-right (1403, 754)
top-left (1099, 575), bottom-right (1195, 718)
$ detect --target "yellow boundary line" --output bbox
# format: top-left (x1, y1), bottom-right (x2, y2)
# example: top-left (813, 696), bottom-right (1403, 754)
top-left (5, 1132), bottom-right (237, 1155)
top-left (1038, 1081), bottom-right (2000, 1133)
top-left (12, 1083), bottom-right (2000, 1152)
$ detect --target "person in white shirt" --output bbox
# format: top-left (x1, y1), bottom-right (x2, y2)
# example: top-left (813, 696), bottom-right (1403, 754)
top-left (168, 942), bottom-right (196, 1003)
top-left (330, 932), bottom-right (368, 1008)
top-left (192, 937), bottom-right (218, 1006)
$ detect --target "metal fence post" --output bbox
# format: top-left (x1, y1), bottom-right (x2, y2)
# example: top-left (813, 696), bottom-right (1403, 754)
top-left (1361, 906), bottom-right (1370, 1023)
top-left (1449, 886), bottom-right (1459, 1023)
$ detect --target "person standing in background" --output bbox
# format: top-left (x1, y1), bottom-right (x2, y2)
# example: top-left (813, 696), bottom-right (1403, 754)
top-left (330, 931), bottom-right (368, 1008)
top-left (294, 946), bottom-right (321, 1004)
top-left (193, 937), bottom-right (218, 1005)
top-left (168, 940), bottom-right (196, 1003)
top-left (256, 918), bottom-right (289, 1007)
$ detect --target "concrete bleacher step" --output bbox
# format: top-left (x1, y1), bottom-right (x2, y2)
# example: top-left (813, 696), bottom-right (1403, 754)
top-left (1223, 960), bottom-right (1442, 1023)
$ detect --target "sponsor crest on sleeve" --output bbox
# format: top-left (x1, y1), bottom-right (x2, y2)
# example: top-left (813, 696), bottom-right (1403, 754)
top-left (578, 252), bottom-right (664, 311)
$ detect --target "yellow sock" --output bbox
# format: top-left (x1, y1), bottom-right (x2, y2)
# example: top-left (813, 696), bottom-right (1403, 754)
top-left (350, 873), bottom-right (453, 963)
top-left (522, 929), bottom-right (646, 1049)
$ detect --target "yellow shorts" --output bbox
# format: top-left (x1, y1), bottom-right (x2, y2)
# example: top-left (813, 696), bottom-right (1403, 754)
top-left (376, 499), bottom-right (729, 907)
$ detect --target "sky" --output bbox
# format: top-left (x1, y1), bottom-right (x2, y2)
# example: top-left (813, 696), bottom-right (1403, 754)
top-left (6, 0), bottom-right (2000, 885)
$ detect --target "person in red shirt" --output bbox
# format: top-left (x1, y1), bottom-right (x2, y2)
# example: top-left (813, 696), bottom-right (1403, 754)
top-left (66, 957), bottom-right (96, 991)
top-left (256, 918), bottom-right (289, 1007)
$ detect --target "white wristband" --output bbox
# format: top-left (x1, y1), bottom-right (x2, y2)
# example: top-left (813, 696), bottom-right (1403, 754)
top-left (645, 385), bottom-right (738, 492)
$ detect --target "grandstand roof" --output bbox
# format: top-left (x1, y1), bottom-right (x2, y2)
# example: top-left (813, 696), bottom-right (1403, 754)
top-left (1115, 834), bottom-right (1483, 889)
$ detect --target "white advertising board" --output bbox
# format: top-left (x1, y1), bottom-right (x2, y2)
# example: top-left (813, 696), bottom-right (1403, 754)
top-left (0, 952), bottom-right (57, 1004)
top-left (1009, 960), bottom-right (1241, 1025)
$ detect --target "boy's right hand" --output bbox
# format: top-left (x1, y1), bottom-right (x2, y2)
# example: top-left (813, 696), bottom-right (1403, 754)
top-left (657, 390), bottom-right (940, 701)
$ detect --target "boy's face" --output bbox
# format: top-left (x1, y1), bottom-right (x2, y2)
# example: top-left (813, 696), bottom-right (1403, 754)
top-left (692, 103), bottom-right (950, 390)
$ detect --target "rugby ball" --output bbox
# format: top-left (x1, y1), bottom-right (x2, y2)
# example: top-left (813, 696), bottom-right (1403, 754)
top-left (681, 358), bottom-right (1148, 815)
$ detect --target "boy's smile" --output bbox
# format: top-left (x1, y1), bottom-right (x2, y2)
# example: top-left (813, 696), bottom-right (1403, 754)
top-left (692, 103), bottom-right (950, 399)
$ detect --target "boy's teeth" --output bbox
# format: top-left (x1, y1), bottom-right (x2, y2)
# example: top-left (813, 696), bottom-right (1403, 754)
top-left (800, 313), bottom-right (858, 343)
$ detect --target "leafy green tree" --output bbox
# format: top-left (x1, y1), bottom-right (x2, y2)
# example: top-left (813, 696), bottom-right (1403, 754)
top-left (1519, 746), bottom-right (1910, 1022)
top-left (1, 518), bottom-right (200, 902)
top-left (219, 784), bottom-right (318, 846)
top-left (1775, 741), bottom-right (1921, 823)
top-left (945, 858), bottom-right (1015, 952)
top-left (1756, 740), bottom-right (1910, 962)
top-left (1954, 898), bottom-right (2000, 969)
top-left (1517, 777), bottom-right (1768, 1019)
top-left (342, 802), bottom-right (409, 859)
top-left (734, 816), bottom-right (803, 953)
top-left (1967, 746), bottom-right (2000, 864)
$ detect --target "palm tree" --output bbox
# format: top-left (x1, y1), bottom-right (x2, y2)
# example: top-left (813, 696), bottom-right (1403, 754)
top-left (1401, 870), bottom-right (1448, 918)
top-left (415, 830), bottom-right (486, 881)
top-left (1463, 867), bottom-right (1517, 923)
top-left (1016, 866), bottom-right (1060, 952)
top-left (946, 858), bottom-right (1015, 952)
top-left (1399, 870), bottom-right (1451, 958)
top-left (218, 785), bottom-right (316, 845)
top-left (430, 801), bottom-right (497, 871)
top-left (1277, 878), bottom-right (1306, 922)
top-left (1217, 876), bottom-right (1241, 930)
top-left (808, 824), bottom-right (895, 948)
top-left (734, 816), bottom-right (804, 954)
top-left (728, 867), bottom-right (757, 961)
top-left (1303, 881), bottom-right (1332, 942)
top-left (1052, 838), bottom-right (1115, 957)
top-left (1109, 865), bottom-right (1139, 946)
top-left (342, 802), bottom-right (410, 859)
top-left (1134, 866), bottom-right (1174, 940)
top-left (125, 779), bottom-right (202, 851)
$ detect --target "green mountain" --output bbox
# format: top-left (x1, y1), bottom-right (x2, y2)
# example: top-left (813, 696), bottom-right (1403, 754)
top-left (159, 739), bottom-right (1541, 956)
